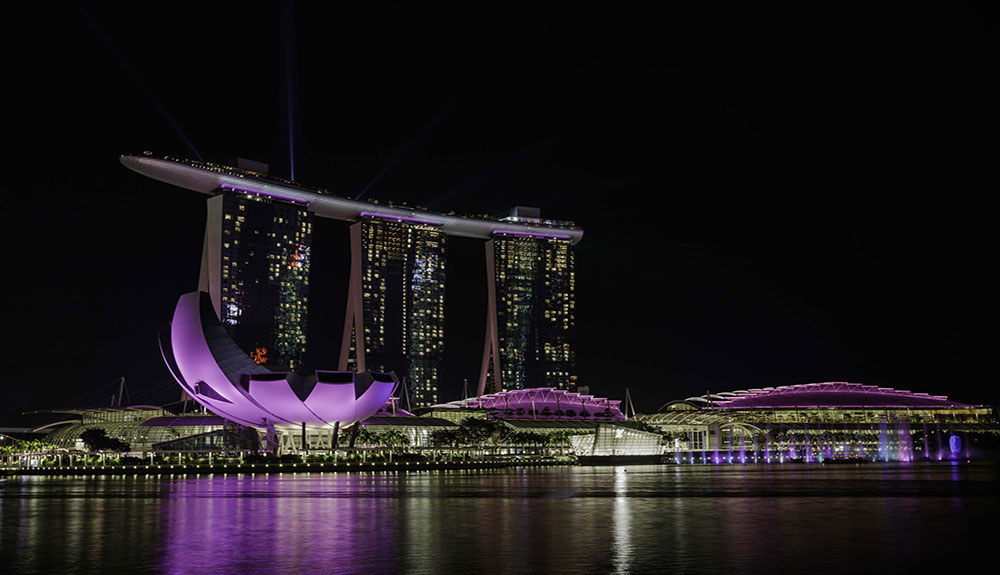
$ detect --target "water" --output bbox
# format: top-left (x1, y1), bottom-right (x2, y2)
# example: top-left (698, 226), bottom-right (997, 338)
top-left (2, 463), bottom-right (996, 574)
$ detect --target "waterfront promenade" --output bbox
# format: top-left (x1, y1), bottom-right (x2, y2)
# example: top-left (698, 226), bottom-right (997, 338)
top-left (1, 453), bottom-right (571, 477)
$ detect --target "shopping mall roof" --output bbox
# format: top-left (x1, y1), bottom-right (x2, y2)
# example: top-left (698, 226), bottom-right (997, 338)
top-left (431, 387), bottom-right (624, 419)
top-left (662, 382), bottom-right (980, 411)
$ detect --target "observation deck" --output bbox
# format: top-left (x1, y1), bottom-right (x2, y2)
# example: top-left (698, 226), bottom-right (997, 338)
top-left (120, 154), bottom-right (584, 244)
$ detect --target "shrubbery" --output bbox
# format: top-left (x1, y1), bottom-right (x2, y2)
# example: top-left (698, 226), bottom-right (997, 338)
top-left (0, 438), bottom-right (59, 454)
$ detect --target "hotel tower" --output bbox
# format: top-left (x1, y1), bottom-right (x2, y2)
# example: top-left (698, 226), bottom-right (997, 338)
top-left (478, 207), bottom-right (576, 395)
top-left (122, 154), bottom-right (582, 407)
top-left (339, 215), bottom-right (447, 408)
top-left (197, 159), bottom-right (313, 373)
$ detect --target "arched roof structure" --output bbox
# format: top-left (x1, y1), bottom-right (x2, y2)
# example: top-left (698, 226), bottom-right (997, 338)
top-left (660, 382), bottom-right (979, 412)
top-left (431, 387), bottom-right (624, 419)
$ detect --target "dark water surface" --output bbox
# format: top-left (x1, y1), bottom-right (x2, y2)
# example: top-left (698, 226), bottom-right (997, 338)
top-left (2, 463), bottom-right (996, 574)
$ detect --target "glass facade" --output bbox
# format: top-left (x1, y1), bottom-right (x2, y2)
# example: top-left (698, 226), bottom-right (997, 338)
top-left (491, 234), bottom-right (576, 390)
top-left (217, 192), bottom-right (313, 372)
top-left (344, 217), bottom-right (446, 408)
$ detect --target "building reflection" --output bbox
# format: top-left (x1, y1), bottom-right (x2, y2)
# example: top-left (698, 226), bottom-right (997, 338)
top-left (612, 469), bottom-right (633, 574)
top-left (157, 474), bottom-right (401, 574)
top-left (1, 467), bottom-right (995, 574)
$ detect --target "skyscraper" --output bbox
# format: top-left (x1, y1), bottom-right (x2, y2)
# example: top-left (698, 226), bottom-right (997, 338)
top-left (479, 208), bottom-right (577, 395)
top-left (121, 154), bottom-right (582, 403)
top-left (339, 214), bottom-right (447, 408)
top-left (198, 180), bottom-right (313, 373)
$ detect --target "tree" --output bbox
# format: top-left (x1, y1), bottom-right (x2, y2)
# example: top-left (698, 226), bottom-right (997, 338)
top-left (430, 428), bottom-right (461, 447)
top-left (80, 429), bottom-right (130, 452)
top-left (0, 438), bottom-right (59, 454)
top-left (354, 427), bottom-right (377, 446)
top-left (458, 417), bottom-right (502, 445)
top-left (546, 430), bottom-right (576, 447)
top-left (380, 429), bottom-right (410, 447)
top-left (356, 428), bottom-right (411, 447)
top-left (509, 431), bottom-right (546, 447)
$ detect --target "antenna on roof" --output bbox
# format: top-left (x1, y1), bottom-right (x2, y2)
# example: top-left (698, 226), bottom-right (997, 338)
top-left (625, 388), bottom-right (637, 421)
top-left (117, 377), bottom-right (129, 407)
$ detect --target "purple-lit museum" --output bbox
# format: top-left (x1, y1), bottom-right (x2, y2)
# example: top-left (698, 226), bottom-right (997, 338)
top-left (640, 382), bottom-right (993, 463)
top-left (161, 291), bottom-right (397, 451)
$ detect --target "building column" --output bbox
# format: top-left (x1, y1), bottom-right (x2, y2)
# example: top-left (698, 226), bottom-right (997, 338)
top-left (478, 240), bottom-right (501, 396)
top-left (339, 222), bottom-right (366, 372)
top-left (199, 195), bottom-right (224, 320)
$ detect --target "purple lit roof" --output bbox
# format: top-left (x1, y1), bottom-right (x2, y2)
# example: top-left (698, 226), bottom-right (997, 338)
top-left (691, 382), bottom-right (979, 410)
top-left (432, 387), bottom-right (624, 419)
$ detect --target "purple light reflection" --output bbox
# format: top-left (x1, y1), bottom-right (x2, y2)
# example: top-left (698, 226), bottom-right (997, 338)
top-left (159, 475), bottom-right (401, 575)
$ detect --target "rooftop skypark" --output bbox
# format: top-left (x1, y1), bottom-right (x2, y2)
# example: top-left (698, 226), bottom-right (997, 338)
top-left (120, 153), bottom-right (583, 242)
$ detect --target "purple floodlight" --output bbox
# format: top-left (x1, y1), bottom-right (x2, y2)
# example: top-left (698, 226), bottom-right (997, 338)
top-left (163, 291), bottom-right (397, 428)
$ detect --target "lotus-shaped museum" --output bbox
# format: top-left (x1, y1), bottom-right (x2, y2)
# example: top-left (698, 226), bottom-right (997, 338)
top-left (160, 291), bottom-right (397, 430)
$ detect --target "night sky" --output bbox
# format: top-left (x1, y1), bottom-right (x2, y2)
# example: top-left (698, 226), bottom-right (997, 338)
top-left (4, 2), bottom-right (997, 420)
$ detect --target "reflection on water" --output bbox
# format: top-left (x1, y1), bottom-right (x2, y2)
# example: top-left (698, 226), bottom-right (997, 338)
top-left (1, 463), bottom-right (996, 574)
top-left (613, 470), bottom-right (631, 575)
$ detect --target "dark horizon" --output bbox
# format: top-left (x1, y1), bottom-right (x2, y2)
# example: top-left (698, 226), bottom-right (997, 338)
top-left (4, 2), bottom-right (997, 420)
